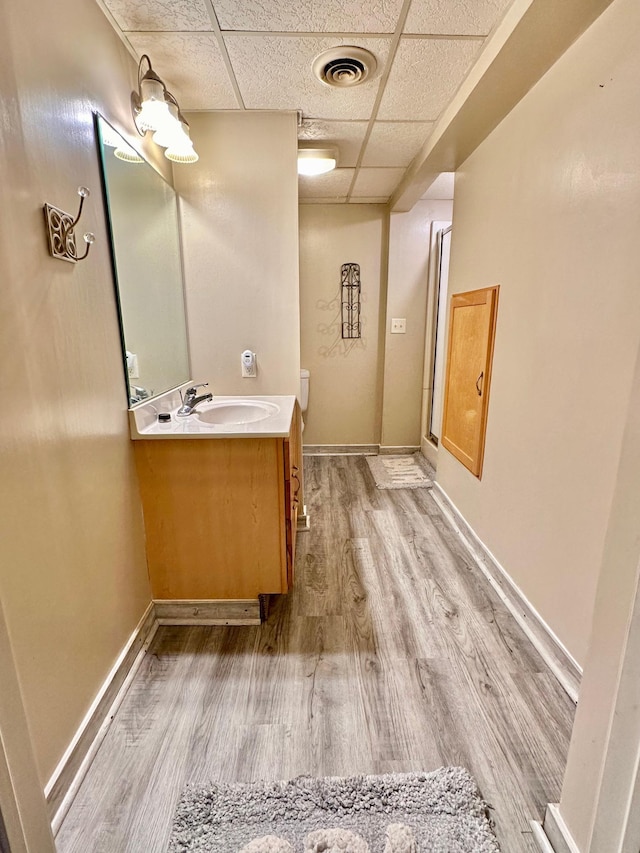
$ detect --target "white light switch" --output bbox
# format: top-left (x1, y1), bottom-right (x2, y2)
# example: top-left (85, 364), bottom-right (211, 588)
top-left (391, 318), bottom-right (406, 334)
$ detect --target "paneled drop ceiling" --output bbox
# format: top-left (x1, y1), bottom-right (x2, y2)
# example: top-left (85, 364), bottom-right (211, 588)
top-left (97, 0), bottom-right (515, 203)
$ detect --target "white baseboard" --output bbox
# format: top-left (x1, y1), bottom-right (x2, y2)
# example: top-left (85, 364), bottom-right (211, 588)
top-left (531, 820), bottom-right (557, 852)
top-left (154, 599), bottom-right (261, 625)
top-left (539, 804), bottom-right (581, 853)
top-left (46, 602), bottom-right (158, 833)
top-left (302, 444), bottom-right (379, 455)
top-left (431, 484), bottom-right (582, 703)
top-left (378, 445), bottom-right (421, 455)
top-left (420, 436), bottom-right (438, 468)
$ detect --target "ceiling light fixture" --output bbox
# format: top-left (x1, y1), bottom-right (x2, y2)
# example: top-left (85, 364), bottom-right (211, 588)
top-left (297, 148), bottom-right (338, 177)
top-left (131, 55), bottom-right (198, 164)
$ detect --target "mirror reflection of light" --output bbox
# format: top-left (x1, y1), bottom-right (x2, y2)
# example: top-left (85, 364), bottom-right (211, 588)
top-left (114, 144), bottom-right (144, 164)
top-left (100, 123), bottom-right (143, 163)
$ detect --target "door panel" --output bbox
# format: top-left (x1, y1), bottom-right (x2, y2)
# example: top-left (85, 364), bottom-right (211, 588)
top-left (441, 286), bottom-right (499, 477)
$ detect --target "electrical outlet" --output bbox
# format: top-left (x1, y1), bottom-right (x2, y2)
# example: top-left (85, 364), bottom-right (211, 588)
top-left (241, 350), bottom-right (257, 377)
top-left (391, 318), bottom-right (406, 334)
top-left (127, 352), bottom-right (139, 378)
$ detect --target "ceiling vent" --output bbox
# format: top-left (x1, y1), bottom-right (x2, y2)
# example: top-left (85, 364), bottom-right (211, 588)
top-left (312, 46), bottom-right (377, 88)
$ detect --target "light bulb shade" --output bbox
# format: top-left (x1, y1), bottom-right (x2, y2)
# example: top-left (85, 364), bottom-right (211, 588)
top-left (152, 102), bottom-right (182, 148)
top-left (135, 75), bottom-right (170, 132)
top-left (165, 122), bottom-right (199, 164)
top-left (297, 148), bottom-right (338, 176)
top-left (136, 99), bottom-right (170, 133)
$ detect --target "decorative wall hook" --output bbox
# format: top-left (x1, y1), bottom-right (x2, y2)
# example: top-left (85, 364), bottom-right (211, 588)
top-left (341, 262), bottom-right (361, 339)
top-left (44, 186), bottom-right (95, 263)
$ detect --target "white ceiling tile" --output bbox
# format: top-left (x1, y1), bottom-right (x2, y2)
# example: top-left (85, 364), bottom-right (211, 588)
top-left (211, 0), bottom-right (404, 33)
top-left (103, 0), bottom-right (212, 32)
top-left (298, 119), bottom-right (368, 168)
top-left (351, 167), bottom-right (405, 198)
top-left (421, 172), bottom-right (455, 198)
top-left (127, 33), bottom-right (239, 109)
top-left (404, 0), bottom-right (513, 36)
top-left (362, 121), bottom-right (433, 167)
top-left (377, 37), bottom-right (481, 121)
top-left (298, 169), bottom-right (354, 199)
top-left (224, 36), bottom-right (391, 119)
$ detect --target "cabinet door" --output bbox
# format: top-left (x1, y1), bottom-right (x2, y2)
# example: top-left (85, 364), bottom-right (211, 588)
top-left (441, 285), bottom-right (499, 478)
top-left (283, 402), bottom-right (302, 589)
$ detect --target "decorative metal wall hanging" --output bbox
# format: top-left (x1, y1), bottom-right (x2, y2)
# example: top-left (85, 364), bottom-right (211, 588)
top-left (43, 186), bottom-right (95, 263)
top-left (341, 262), bottom-right (361, 339)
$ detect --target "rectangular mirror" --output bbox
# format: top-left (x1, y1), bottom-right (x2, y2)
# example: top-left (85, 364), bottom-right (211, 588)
top-left (96, 114), bottom-right (190, 406)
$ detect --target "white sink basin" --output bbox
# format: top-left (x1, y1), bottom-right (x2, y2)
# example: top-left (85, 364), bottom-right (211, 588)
top-left (196, 400), bottom-right (280, 426)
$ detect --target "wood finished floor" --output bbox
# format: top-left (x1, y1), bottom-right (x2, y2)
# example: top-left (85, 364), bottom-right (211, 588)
top-left (57, 455), bottom-right (575, 852)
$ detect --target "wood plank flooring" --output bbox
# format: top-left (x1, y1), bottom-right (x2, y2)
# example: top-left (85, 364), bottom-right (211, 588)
top-left (57, 455), bottom-right (575, 852)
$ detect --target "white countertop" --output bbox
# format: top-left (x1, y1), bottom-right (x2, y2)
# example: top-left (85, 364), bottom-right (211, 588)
top-left (129, 386), bottom-right (296, 440)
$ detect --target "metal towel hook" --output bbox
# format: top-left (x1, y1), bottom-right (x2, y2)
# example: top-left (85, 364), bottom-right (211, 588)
top-left (43, 186), bottom-right (95, 263)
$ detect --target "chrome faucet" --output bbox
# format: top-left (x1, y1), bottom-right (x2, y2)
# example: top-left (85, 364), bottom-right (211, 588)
top-left (176, 383), bottom-right (213, 417)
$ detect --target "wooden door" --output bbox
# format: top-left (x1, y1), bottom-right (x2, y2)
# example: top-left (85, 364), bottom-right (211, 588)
top-left (441, 285), bottom-right (499, 478)
top-left (283, 402), bottom-right (302, 589)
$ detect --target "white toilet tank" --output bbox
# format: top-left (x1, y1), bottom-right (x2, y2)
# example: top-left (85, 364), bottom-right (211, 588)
top-left (300, 368), bottom-right (310, 413)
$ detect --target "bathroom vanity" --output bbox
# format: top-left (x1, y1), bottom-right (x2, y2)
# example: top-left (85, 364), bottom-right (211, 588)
top-left (130, 391), bottom-right (302, 604)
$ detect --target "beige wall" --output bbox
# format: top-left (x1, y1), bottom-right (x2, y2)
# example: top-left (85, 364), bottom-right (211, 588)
top-left (175, 112), bottom-right (300, 397)
top-left (437, 0), bottom-right (640, 665)
top-left (383, 200), bottom-right (453, 448)
top-left (559, 332), bottom-right (640, 850)
top-left (0, 0), bottom-right (152, 784)
top-left (299, 201), bottom-right (452, 448)
top-left (299, 205), bottom-right (388, 446)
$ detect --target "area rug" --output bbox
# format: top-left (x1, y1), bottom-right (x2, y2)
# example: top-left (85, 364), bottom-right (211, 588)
top-left (366, 453), bottom-right (434, 490)
top-left (168, 767), bottom-right (500, 852)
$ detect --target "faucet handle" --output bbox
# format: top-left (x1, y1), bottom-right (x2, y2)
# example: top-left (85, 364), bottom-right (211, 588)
top-left (181, 382), bottom-right (209, 401)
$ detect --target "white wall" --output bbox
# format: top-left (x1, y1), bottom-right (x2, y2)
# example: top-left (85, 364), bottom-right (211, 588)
top-left (436, 0), bottom-right (640, 666)
top-left (175, 112), bottom-right (300, 397)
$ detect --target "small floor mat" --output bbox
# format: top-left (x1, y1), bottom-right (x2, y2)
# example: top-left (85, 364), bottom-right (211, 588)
top-left (366, 453), bottom-right (434, 489)
top-left (168, 767), bottom-right (500, 852)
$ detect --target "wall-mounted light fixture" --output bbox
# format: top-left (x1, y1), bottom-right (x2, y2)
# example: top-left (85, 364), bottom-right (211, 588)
top-left (130, 55), bottom-right (198, 164)
top-left (297, 147), bottom-right (337, 176)
top-left (43, 187), bottom-right (95, 263)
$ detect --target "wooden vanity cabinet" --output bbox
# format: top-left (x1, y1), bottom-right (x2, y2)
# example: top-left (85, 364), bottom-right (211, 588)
top-left (133, 402), bottom-right (302, 600)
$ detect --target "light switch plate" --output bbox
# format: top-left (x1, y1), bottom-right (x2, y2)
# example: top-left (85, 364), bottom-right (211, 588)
top-left (391, 318), bottom-right (406, 334)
